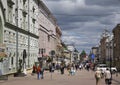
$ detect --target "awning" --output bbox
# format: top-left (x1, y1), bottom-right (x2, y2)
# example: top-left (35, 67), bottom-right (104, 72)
top-left (0, 52), bottom-right (7, 57)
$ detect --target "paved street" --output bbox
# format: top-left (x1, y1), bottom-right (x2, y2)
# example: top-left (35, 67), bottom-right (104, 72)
top-left (0, 69), bottom-right (120, 85)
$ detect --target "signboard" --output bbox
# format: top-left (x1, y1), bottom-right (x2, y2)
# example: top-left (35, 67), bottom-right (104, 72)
top-left (67, 46), bottom-right (74, 51)
top-left (0, 44), bottom-right (7, 57)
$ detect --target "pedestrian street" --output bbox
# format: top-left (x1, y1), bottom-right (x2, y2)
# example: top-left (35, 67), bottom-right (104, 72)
top-left (0, 69), bottom-right (120, 85)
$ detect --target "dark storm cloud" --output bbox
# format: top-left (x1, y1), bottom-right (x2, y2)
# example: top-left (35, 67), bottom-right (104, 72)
top-left (43, 0), bottom-right (120, 53)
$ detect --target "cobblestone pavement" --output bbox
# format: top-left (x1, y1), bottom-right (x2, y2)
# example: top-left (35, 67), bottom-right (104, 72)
top-left (0, 69), bottom-right (120, 85)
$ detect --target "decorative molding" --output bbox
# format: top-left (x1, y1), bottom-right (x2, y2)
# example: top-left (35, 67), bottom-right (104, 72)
top-left (5, 22), bottom-right (39, 39)
top-left (7, 0), bottom-right (15, 8)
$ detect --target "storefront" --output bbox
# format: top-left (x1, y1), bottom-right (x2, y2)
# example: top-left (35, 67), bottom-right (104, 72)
top-left (0, 44), bottom-right (9, 75)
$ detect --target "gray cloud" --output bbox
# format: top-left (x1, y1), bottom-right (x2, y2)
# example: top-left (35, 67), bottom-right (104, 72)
top-left (43, 0), bottom-right (120, 54)
top-left (85, 0), bottom-right (120, 7)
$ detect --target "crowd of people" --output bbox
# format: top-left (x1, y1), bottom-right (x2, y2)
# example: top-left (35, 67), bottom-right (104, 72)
top-left (31, 62), bottom-right (113, 85)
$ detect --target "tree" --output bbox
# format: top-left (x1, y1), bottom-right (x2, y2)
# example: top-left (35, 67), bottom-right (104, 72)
top-left (80, 50), bottom-right (86, 58)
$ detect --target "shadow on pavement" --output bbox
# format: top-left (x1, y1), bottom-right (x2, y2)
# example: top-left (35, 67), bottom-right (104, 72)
top-left (112, 79), bottom-right (120, 85)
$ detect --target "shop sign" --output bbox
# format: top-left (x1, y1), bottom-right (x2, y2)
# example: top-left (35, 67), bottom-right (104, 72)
top-left (0, 44), bottom-right (7, 57)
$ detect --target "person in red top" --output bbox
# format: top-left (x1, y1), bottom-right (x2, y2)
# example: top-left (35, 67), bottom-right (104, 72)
top-left (37, 65), bottom-right (41, 79)
top-left (32, 65), bottom-right (36, 73)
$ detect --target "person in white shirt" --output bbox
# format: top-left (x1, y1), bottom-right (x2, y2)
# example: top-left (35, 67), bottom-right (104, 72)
top-left (95, 68), bottom-right (102, 85)
top-left (104, 68), bottom-right (112, 85)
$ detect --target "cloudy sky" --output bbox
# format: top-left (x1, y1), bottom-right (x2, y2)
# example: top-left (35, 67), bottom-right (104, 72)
top-left (43, 0), bottom-right (120, 54)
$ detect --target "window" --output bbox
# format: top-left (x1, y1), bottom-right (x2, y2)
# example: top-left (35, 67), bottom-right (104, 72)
top-left (11, 57), bottom-right (13, 65)
top-left (7, 0), bottom-right (14, 23)
top-left (48, 35), bottom-right (50, 42)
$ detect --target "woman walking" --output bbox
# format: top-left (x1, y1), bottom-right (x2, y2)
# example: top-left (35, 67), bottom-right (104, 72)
top-left (36, 65), bottom-right (41, 80)
top-left (95, 68), bottom-right (102, 85)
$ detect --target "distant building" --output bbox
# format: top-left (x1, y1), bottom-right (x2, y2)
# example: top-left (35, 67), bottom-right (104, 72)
top-left (113, 24), bottom-right (120, 71)
top-left (99, 30), bottom-right (110, 64)
top-left (91, 47), bottom-right (98, 63)
top-left (92, 47), bottom-right (98, 56)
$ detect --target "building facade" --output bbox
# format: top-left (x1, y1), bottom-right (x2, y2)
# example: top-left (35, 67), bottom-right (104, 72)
top-left (0, 0), bottom-right (62, 75)
top-left (113, 24), bottom-right (120, 71)
top-left (0, 0), bottom-right (40, 75)
top-left (37, 1), bottom-right (58, 66)
top-left (100, 37), bottom-right (107, 63)
top-left (91, 47), bottom-right (99, 63)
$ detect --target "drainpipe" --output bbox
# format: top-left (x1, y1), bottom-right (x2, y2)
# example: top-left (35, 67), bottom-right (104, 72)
top-left (15, 0), bottom-right (19, 72)
top-left (28, 0), bottom-right (30, 68)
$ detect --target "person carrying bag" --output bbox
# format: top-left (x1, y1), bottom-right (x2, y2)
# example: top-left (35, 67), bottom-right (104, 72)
top-left (104, 68), bottom-right (112, 85)
top-left (95, 68), bottom-right (102, 85)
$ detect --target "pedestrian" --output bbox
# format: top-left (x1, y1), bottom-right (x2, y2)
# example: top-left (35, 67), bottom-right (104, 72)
top-left (104, 68), bottom-right (112, 85)
top-left (32, 64), bottom-right (36, 75)
top-left (36, 65), bottom-right (41, 80)
top-left (60, 63), bottom-right (64, 74)
top-left (40, 67), bottom-right (44, 79)
top-left (95, 68), bottom-right (102, 85)
top-left (79, 64), bottom-right (82, 70)
top-left (67, 64), bottom-right (71, 76)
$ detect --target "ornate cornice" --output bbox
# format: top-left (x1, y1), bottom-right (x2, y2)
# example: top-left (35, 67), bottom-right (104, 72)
top-left (5, 22), bottom-right (39, 39)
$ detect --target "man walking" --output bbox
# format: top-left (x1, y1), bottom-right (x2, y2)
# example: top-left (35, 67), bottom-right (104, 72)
top-left (104, 68), bottom-right (112, 85)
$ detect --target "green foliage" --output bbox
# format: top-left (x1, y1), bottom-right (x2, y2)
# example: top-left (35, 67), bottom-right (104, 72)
top-left (0, 58), bottom-right (3, 62)
top-left (80, 50), bottom-right (86, 57)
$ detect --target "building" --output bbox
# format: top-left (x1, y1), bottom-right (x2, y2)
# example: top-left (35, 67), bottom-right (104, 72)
top-left (112, 24), bottom-right (120, 71)
top-left (0, 0), bottom-right (62, 75)
top-left (36, 0), bottom-right (60, 67)
top-left (91, 47), bottom-right (99, 63)
top-left (0, 0), bottom-right (42, 75)
top-left (99, 29), bottom-right (112, 64)
top-left (55, 26), bottom-right (62, 64)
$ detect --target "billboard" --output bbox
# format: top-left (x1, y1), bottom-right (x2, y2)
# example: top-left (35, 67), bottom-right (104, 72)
top-left (67, 45), bottom-right (74, 51)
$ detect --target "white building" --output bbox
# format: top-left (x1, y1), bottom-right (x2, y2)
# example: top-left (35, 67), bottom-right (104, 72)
top-left (0, 0), bottom-right (39, 75)
top-left (0, 0), bottom-right (62, 75)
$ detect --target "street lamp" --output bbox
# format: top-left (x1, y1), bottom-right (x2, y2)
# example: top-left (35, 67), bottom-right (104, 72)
top-left (109, 40), bottom-right (113, 80)
top-left (107, 34), bottom-right (113, 80)
top-left (105, 30), bottom-right (113, 81)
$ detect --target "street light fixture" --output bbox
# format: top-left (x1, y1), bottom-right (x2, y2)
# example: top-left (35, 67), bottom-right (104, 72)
top-left (109, 40), bottom-right (113, 80)
top-left (107, 34), bottom-right (113, 81)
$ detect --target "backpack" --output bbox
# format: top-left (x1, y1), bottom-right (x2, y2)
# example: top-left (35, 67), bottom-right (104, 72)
top-left (95, 72), bottom-right (101, 79)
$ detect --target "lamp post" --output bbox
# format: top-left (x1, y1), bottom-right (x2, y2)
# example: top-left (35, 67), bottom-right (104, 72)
top-left (109, 40), bottom-right (112, 80)
top-left (107, 34), bottom-right (113, 81)
top-left (106, 30), bottom-right (113, 81)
